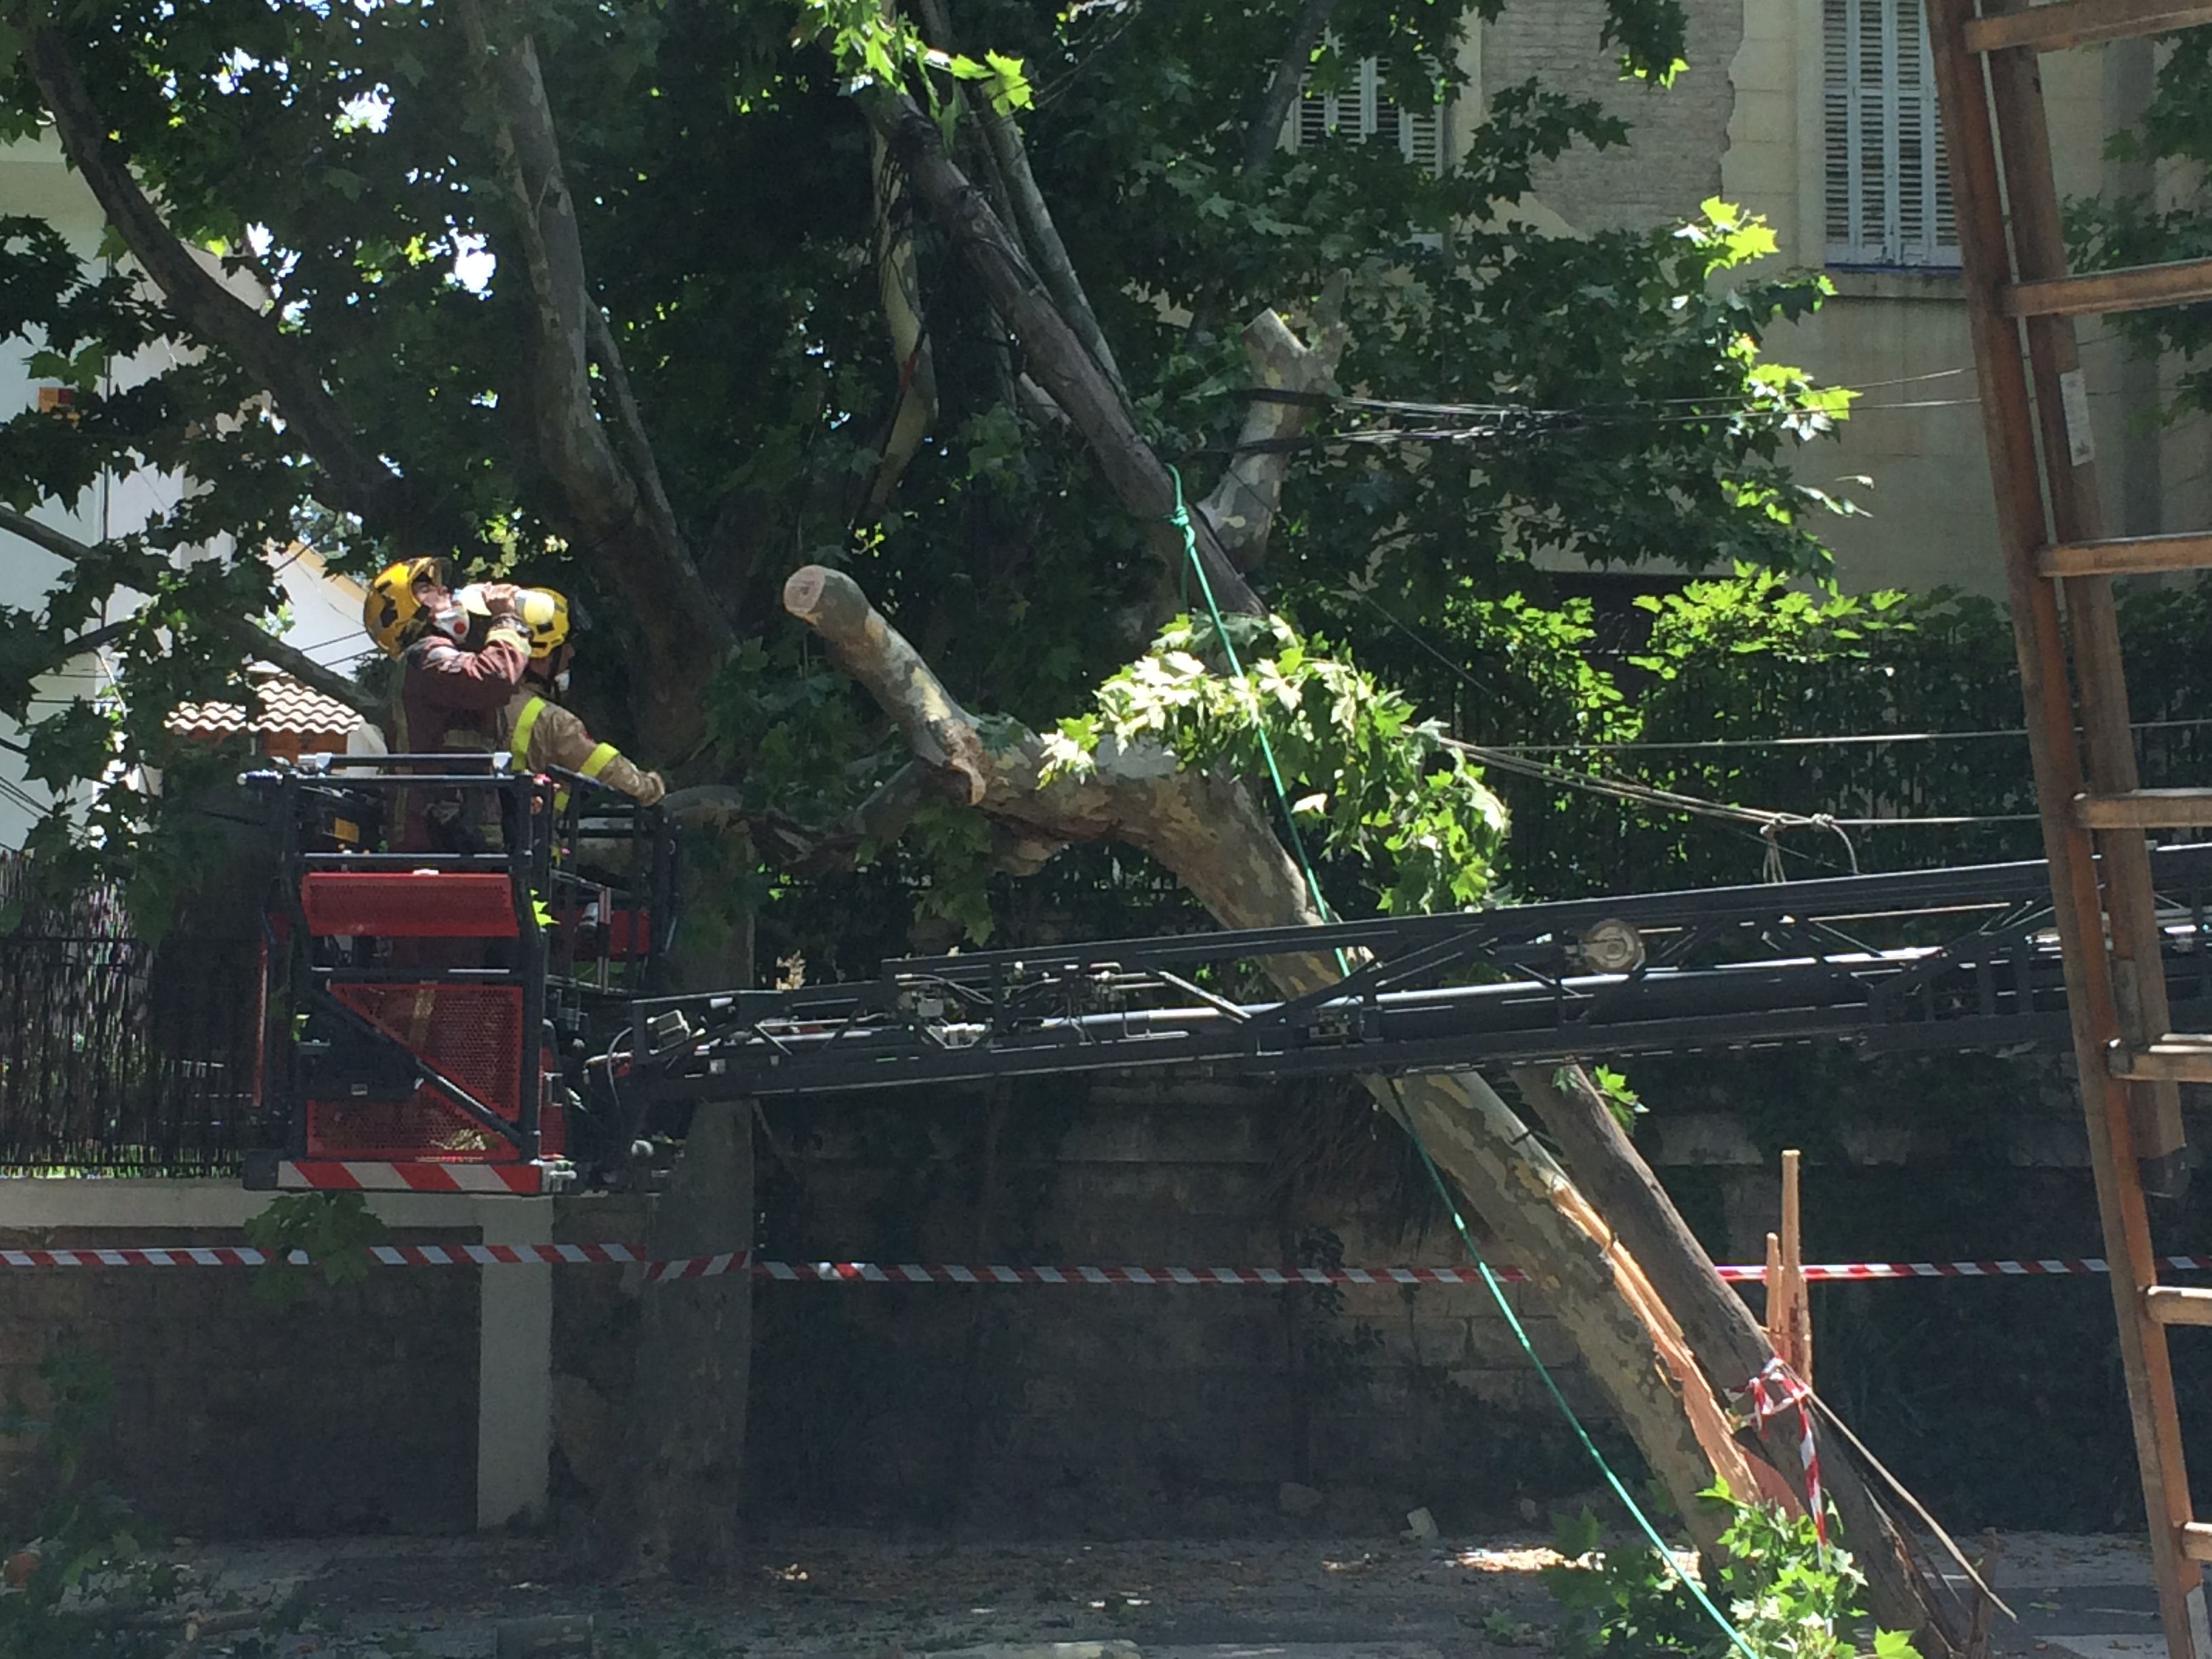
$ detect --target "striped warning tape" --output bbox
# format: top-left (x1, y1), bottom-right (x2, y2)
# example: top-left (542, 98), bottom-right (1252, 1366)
top-left (0, 1246), bottom-right (2205, 1281)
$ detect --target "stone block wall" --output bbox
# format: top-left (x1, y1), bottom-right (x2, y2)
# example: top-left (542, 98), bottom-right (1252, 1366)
top-left (0, 1225), bottom-right (477, 1537)
top-left (1481, 0), bottom-right (1744, 232)
top-left (735, 1080), bottom-right (1608, 1536)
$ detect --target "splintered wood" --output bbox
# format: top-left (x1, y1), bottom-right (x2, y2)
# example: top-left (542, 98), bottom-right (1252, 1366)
top-left (1765, 1149), bottom-right (1812, 1385)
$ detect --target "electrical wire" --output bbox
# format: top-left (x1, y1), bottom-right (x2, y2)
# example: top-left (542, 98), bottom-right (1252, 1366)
top-left (1246, 365), bottom-right (1969, 422)
top-left (1203, 394), bottom-right (1987, 459)
top-left (1487, 720), bottom-right (2212, 754)
top-left (1351, 590), bottom-right (2050, 840)
top-left (1439, 733), bottom-right (1864, 873)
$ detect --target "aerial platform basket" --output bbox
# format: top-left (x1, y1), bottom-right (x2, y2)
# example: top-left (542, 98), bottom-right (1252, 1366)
top-left (243, 751), bottom-right (674, 1194)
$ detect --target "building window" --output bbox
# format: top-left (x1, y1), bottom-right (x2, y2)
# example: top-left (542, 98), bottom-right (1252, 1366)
top-left (1292, 58), bottom-right (1444, 173)
top-left (1823, 0), bottom-right (1959, 268)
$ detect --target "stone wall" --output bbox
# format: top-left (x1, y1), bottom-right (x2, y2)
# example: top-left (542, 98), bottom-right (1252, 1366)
top-left (729, 1080), bottom-right (1633, 1536)
top-left (6, 1049), bottom-right (2200, 1540)
top-left (0, 1225), bottom-right (477, 1537)
top-left (1481, 0), bottom-right (1744, 232)
top-left (714, 1054), bottom-right (2212, 1536)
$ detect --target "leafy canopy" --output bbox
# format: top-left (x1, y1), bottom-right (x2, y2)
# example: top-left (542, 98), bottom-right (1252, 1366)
top-left (0, 0), bottom-right (1862, 943)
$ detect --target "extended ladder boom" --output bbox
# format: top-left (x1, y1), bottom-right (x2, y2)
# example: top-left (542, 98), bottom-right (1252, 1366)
top-left (625, 844), bottom-right (2212, 1098)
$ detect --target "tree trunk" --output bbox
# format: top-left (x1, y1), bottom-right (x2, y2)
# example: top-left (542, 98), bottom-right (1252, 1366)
top-left (594, 1100), bottom-right (754, 1578)
top-left (597, 836), bottom-right (759, 1578)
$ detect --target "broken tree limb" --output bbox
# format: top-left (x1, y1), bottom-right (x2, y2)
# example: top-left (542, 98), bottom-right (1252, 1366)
top-left (783, 562), bottom-right (1772, 1565)
top-left (910, 0), bottom-right (1128, 407)
top-left (659, 760), bottom-right (940, 876)
top-left (873, 97), bottom-right (1261, 616)
top-left (861, 126), bottom-right (940, 518)
top-left (782, 567), bottom-right (987, 804)
top-left (1513, 1064), bottom-right (1962, 1653)
top-left (1199, 301), bottom-right (1347, 569)
top-left (971, 100), bottom-right (1128, 408)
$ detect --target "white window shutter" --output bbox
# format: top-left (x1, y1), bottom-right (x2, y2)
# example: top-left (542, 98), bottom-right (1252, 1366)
top-left (1824, 0), bottom-right (1961, 266)
top-left (1289, 54), bottom-right (1443, 176)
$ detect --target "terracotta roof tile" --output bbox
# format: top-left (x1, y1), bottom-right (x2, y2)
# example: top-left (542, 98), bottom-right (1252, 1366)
top-left (165, 668), bottom-right (362, 754)
top-left (252, 671), bottom-right (361, 738)
top-left (165, 699), bottom-right (252, 739)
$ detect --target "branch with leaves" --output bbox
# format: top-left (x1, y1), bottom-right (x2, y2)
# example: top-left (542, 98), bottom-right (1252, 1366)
top-left (25, 30), bottom-right (422, 540)
top-left (0, 506), bottom-right (374, 716)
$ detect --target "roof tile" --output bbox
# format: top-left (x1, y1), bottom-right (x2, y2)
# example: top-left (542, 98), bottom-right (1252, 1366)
top-left (165, 670), bottom-right (362, 753)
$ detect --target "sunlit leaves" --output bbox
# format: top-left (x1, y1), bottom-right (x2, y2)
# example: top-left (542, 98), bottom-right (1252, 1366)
top-left (1044, 613), bottom-right (1508, 914)
top-left (793, 0), bottom-right (1033, 129)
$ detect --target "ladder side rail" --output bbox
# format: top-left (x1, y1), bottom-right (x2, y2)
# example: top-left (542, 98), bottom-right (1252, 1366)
top-left (1929, 5), bottom-right (2203, 1652)
top-left (1981, 36), bottom-right (2188, 1186)
top-left (2005, 253), bottom-right (2212, 316)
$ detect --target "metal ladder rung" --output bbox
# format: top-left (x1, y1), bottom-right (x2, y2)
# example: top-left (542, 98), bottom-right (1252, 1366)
top-left (2074, 790), bottom-right (2212, 829)
top-left (2003, 255), bottom-right (2212, 319)
top-left (2146, 1286), bottom-right (2212, 1326)
top-left (1965, 0), bottom-right (2212, 52)
top-left (2039, 531), bottom-right (2212, 577)
top-left (2110, 1035), bottom-right (2212, 1082)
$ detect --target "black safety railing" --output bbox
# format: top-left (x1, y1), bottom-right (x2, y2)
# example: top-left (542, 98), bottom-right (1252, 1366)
top-left (0, 920), bottom-right (268, 1176)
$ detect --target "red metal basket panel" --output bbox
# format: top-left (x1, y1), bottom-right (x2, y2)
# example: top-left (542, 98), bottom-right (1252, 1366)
top-left (306, 983), bottom-right (527, 1162)
top-left (300, 871), bottom-right (518, 939)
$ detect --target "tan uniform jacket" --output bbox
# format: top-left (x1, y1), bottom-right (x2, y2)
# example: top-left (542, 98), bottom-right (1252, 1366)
top-left (501, 691), bottom-right (664, 806)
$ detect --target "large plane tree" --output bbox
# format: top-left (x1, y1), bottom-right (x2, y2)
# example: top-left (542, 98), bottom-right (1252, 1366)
top-left (0, 0), bottom-right (1953, 1645)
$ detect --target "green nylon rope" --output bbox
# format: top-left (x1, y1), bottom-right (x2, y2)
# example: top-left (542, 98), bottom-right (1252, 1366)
top-left (1163, 465), bottom-right (1761, 1659)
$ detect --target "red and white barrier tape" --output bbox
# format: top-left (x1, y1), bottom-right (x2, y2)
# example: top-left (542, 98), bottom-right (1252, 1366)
top-left (1746, 1357), bottom-right (1824, 1546)
top-left (0, 1246), bottom-right (2203, 1280)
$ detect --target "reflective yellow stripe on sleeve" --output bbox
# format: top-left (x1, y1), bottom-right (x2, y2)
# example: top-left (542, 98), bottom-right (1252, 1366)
top-left (579, 741), bottom-right (620, 779)
top-left (508, 696), bottom-right (548, 769)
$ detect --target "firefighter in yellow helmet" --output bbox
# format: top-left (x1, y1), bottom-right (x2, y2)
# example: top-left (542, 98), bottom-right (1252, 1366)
top-left (363, 557), bottom-right (531, 850)
top-left (498, 589), bottom-right (665, 808)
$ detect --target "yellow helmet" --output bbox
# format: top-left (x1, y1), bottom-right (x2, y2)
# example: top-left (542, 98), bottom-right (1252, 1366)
top-left (363, 557), bottom-right (447, 657)
top-left (516, 588), bottom-right (569, 659)
top-left (460, 583), bottom-right (569, 658)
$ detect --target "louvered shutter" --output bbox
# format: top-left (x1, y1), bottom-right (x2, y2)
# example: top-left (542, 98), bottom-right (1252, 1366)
top-left (1824, 0), bottom-right (1960, 266)
top-left (1291, 56), bottom-right (1443, 175)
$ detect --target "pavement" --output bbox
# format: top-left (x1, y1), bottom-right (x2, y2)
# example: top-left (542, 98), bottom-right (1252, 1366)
top-left (1940, 1532), bottom-right (2169, 1657)
top-left (166, 1530), bottom-right (2192, 1658)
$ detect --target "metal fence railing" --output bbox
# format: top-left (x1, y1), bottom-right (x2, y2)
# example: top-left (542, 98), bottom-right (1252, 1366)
top-left (0, 857), bottom-right (266, 1176)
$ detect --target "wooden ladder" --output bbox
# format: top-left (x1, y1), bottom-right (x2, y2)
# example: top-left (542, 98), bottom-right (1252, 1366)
top-left (1928, 2), bottom-right (2212, 1652)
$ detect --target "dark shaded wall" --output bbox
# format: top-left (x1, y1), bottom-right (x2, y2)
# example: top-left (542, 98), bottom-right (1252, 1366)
top-left (0, 1225), bottom-right (477, 1536)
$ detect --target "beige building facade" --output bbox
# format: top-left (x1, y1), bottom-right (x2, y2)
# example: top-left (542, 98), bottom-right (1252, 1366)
top-left (1466, 0), bottom-right (2207, 596)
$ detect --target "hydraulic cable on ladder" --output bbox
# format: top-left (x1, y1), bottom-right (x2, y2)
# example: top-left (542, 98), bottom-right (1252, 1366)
top-left (1928, 3), bottom-right (2212, 1654)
